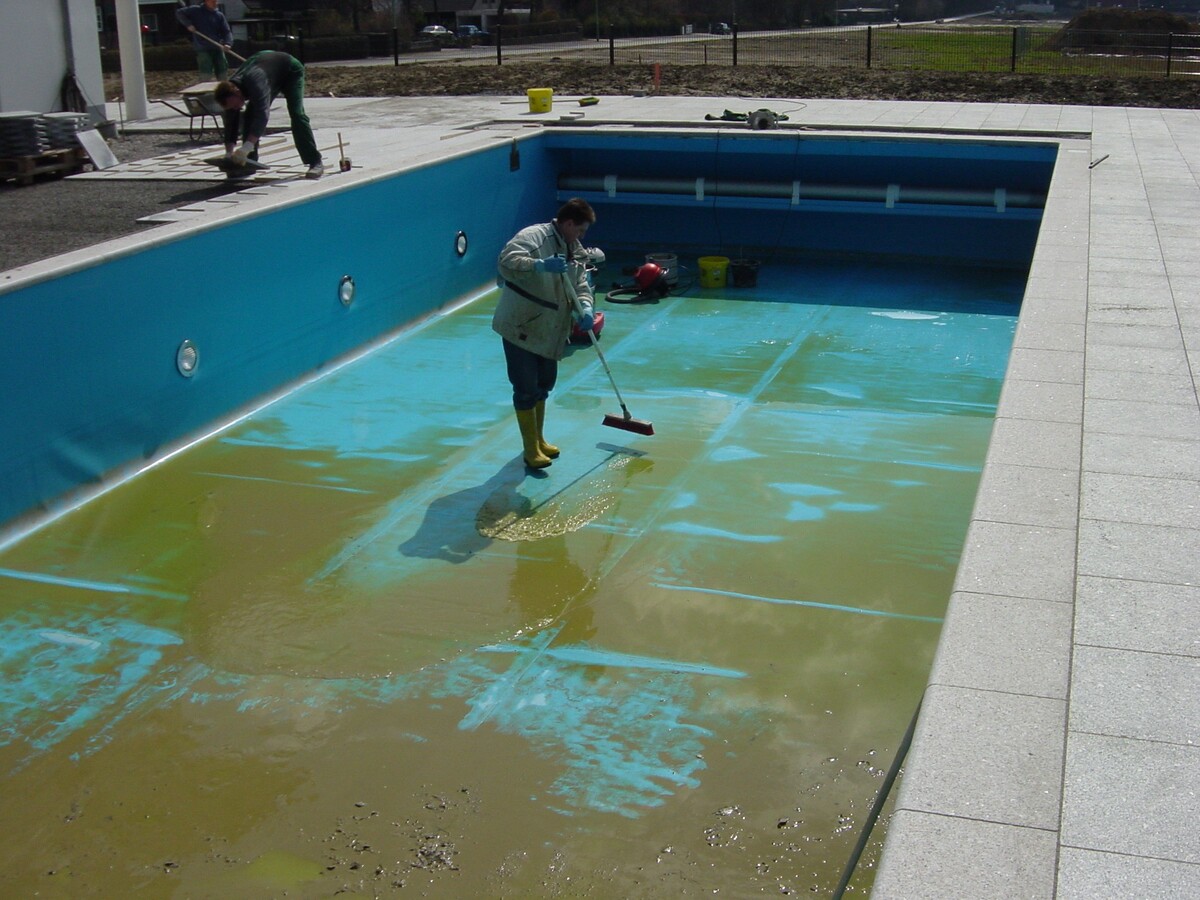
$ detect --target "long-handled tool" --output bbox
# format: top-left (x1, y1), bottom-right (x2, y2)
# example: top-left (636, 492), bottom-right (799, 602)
top-left (562, 268), bottom-right (654, 436)
top-left (191, 26), bottom-right (247, 64)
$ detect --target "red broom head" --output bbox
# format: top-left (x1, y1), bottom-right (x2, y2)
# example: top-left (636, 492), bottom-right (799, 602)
top-left (602, 413), bottom-right (654, 436)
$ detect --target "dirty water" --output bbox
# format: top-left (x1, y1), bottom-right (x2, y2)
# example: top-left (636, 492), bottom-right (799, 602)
top-left (0, 258), bottom-right (1021, 896)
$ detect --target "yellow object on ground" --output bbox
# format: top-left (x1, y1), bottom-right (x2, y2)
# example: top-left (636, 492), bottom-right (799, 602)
top-left (527, 88), bottom-right (553, 113)
top-left (516, 408), bottom-right (552, 468)
top-left (698, 255), bottom-right (730, 288)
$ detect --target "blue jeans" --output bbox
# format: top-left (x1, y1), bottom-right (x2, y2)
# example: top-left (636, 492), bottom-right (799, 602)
top-left (503, 339), bottom-right (557, 410)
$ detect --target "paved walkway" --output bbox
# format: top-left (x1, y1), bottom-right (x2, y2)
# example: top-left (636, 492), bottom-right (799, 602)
top-left (103, 91), bottom-right (1200, 897)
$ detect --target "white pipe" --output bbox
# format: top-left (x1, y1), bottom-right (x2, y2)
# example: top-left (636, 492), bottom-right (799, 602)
top-left (114, 0), bottom-right (148, 120)
top-left (557, 175), bottom-right (1045, 209)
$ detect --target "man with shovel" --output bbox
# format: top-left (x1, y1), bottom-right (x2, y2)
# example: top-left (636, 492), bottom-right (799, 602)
top-left (175, 0), bottom-right (234, 79)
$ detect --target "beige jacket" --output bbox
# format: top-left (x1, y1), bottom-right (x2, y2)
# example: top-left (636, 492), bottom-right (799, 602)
top-left (492, 222), bottom-right (594, 361)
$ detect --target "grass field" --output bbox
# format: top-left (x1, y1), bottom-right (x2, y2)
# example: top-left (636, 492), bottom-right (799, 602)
top-left (604, 23), bottom-right (1200, 79)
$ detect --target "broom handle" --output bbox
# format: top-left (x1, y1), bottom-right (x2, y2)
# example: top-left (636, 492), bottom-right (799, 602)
top-left (192, 27), bottom-right (247, 63)
top-left (561, 269), bottom-right (633, 418)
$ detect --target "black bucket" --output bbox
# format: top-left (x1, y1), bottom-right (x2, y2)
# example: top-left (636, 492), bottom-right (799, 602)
top-left (730, 259), bottom-right (760, 287)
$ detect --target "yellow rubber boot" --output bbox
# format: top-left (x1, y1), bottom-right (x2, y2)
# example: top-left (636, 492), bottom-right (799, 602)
top-left (534, 401), bottom-right (560, 459)
top-left (516, 408), bottom-right (552, 469)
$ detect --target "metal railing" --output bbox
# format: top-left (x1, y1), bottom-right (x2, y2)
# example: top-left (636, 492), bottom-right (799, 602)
top-left (485, 23), bottom-right (1200, 79)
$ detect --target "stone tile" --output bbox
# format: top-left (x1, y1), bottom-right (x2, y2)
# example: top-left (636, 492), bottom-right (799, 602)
top-left (1087, 280), bottom-right (1174, 305)
top-left (1084, 370), bottom-right (1198, 404)
top-left (1016, 294), bottom-right (1087, 327)
top-left (1084, 432), bottom-right (1200, 480)
top-left (996, 378), bottom-right (1083, 424)
top-left (1085, 342), bottom-right (1191, 376)
top-left (896, 684), bottom-right (1064, 828)
top-left (1070, 645), bottom-right (1200, 744)
top-left (1005, 346), bottom-right (1083, 385)
top-left (1081, 472), bottom-right (1200, 528)
top-left (1088, 304), bottom-right (1182, 329)
top-left (972, 462), bottom-right (1079, 529)
top-left (1083, 397), bottom-right (1200, 441)
top-left (874, 811), bottom-right (1057, 900)
top-left (1088, 255), bottom-right (1165, 276)
top-left (931, 592), bottom-right (1071, 698)
top-left (1078, 519), bottom-right (1200, 585)
top-left (956, 519), bottom-right (1077, 601)
top-left (986, 417), bottom-right (1082, 471)
top-left (1057, 847), bottom-right (1200, 900)
top-left (1087, 322), bottom-right (1187, 350)
top-left (1023, 265), bottom-right (1089, 297)
top-left (1062, 732), bottom-right (1200, 864)
top-left (1008, 321), bottom-right (1084, 355)
top-left (1075, 575), bottom-right (1200, 658)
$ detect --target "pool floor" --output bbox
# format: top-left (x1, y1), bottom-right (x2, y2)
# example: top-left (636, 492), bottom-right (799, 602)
top-left (0, 258), bottom-right (1022, 896)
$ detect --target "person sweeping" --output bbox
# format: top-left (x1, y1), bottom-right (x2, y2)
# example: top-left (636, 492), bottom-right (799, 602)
top-left (494, 199), bottom-right (597, 469)
top-left (213, 51), bottom-right (324, 179)
top-left (176, 0), bottom-right (234, 80)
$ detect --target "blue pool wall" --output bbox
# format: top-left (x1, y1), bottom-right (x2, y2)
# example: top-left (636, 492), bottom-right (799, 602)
top-left (0, 139), bottom-right (554, 536)
top-left (547, 131), bottom-right (1055, 266)
top-left (0, 130), bottom-right (1056, 535)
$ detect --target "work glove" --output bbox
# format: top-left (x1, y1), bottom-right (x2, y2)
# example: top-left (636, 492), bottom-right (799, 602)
top-left (576, 311), bottom-right (595, 332)
top-left (534, 255), bottom-right (567, 274)
top-left (230, 141), bottom-right (255, 166)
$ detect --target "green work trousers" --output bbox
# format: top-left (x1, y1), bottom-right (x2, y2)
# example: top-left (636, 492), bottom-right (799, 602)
top-left (196, 47), bottom-right (229, 80)
top-left (281, 57), bottom-right (320, 167)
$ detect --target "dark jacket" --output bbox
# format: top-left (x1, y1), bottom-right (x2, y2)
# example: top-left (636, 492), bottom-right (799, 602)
top-left (175, 3), bottom-right (233, 51)
top-left (221, 52), bottom-right (299, 145)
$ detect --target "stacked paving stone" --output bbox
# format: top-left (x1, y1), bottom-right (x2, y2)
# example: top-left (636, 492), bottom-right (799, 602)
top-left (42, 112), bottom-right (90, 150)
top-left (0, 111), bottom-right (50, 156)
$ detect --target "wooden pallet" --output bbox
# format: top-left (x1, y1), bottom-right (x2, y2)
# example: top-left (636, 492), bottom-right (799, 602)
top-left (0, 148), bottom-right (88, 186)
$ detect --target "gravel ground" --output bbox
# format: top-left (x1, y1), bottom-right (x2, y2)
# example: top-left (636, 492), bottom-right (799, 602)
top-left (0, 134), bottom-right (252, 273)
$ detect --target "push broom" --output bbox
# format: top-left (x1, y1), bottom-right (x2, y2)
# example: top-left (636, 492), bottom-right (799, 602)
top-left (563, 271), bottom-right (654, 436)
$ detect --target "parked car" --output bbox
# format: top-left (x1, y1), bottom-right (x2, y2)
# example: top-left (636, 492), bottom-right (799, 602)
top-left (710, 22), bottom-right (732, 35)
top-left (419, 25), bottom-right (456, 46)
top-left (455, 24), bottom-right (490, 44)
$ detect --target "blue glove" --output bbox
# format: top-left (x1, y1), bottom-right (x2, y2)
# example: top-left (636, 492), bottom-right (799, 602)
top-left (576, 312), bottom-right (595, 332)
top-left (534, 255), bottom-right (568, 274)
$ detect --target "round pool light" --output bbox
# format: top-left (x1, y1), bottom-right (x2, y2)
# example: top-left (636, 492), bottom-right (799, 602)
top-left (338, 274), bottom-right (356, 307)
top-left (455, 231), bottom-right (468, 257)
top-left (176, 339), bottom-right (199, 378)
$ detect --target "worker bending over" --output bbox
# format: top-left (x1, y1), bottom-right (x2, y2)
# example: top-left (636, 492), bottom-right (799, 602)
top-left (213, 51), bottom-right (323, 180)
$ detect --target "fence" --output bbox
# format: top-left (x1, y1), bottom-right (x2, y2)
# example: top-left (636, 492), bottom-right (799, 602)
top-left (487, 23), bottom-right (1200, 79)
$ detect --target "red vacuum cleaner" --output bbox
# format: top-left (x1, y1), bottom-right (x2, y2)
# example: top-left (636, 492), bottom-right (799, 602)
top-left (606, 262), bottom-right (671, 304)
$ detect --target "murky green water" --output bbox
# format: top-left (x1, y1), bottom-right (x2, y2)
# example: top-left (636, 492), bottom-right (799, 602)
top-left (0, 258), bottom-right (1021, 896)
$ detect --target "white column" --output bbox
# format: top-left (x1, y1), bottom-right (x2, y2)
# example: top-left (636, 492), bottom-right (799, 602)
top-left (114, 0), bottom-right (148, 120)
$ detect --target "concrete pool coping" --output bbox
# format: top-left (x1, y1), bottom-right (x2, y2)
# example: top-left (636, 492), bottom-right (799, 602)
top-left (33, 93), bottom-right (1200, 895)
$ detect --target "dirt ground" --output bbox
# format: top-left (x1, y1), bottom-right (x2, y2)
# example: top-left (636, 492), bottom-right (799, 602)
top-left (112, 61), bottom-right (1200, 109)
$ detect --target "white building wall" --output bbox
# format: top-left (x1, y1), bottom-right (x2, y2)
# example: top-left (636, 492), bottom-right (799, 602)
top-left (0, 0), bottom-right (106, 124)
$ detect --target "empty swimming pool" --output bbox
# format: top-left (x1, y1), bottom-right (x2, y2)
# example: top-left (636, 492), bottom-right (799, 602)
top-left (0, 128), bottom-right (1052, 895)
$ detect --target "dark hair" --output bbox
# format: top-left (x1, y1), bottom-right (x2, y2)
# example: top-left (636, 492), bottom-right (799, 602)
top-left (556, 198), bottom-right (596, 226)
top-left (213, 81), bottom-right (238, 106)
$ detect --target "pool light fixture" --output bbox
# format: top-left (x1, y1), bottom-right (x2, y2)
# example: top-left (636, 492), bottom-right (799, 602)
top-left (455, 231), bottom-right (468, 257)
top-left (338, 274), bottom-right (356, 307)
top-left (176, 339), bottom-right (199, 378)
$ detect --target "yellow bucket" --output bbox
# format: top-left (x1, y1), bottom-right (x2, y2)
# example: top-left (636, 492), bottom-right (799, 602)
top-left (698, 255), bottom-right (730, 288)
top-left (527, 88), bottom-right (553, 113)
